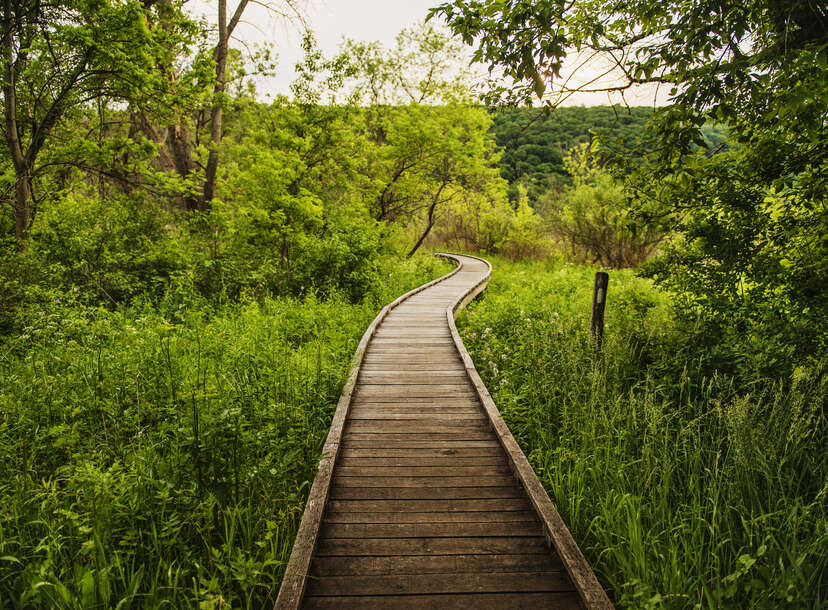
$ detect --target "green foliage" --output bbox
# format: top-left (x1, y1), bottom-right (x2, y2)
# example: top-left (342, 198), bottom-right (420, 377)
top-left (0, 254), bottom-right (451, 608)
top-left (433, 0), bottom-right (828, 379)
top-left (489, 106), bottom-right (653, 203)
top-left (540, 143), bottom-right (666, 267)
top-left (458, 258), bottom-right (827, 608)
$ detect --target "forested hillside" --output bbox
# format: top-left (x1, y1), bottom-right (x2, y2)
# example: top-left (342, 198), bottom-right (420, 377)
top-left (1, 0), bottom-right (825, 607)
top-left (488, 106), bottom-right (653, 202)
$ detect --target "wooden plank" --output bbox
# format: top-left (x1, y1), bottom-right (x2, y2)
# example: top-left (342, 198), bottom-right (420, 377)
top-left (311, 553), bottom-right (560, 576)
top-left (335, 465), bottom-right (509, 477)
top-left (351, 399), bottom-right (485, 410)
top-left (358, 373), bottom-right (470, 383)
top-left (348, 411), bottom-right (484, 420)
top-left (349, 398), bottom-right (478, 407)
top-left (332, 475), bottom-right (515, 488)
top-left (358, 365), bottom-right (466, 372)
top-left (323, 510), bottom-right (538, 524)
top-left (328, 486), bottom-right (524, 500)
top-left (369, 337), bottom-right (453, 344)
top-left (315, 536), bottom-right (549, 556)
top-left (306, 571), bottom-right (573, 596)
top-left (336, 457), bottom-right (503, 467)
top-left (304, 592), bottom-right (582, 609)
top-left (339, 447), bottom-right (502, 458)
top-left (356, 384), bottom-right (475, 395)
top-left (342, 434), bottom-right (495, 443)
top-left (358, 363), bottom-right (466, 371)
top-left (344, 434), bottom-right (503, 446)
top-left (346, 422), bottom-right (489, 434)
top-left (374, 324), bottom-right (450, 330)
top-left (373, 329), bottom-right (451, 337)
top-left (319, 521), bottom-right (542, 539)
top-left (325, 499), bottom-right (531, 513)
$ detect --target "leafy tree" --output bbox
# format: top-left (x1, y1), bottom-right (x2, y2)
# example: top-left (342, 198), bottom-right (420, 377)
top-left (0, 0), bottom-right (169, 249)
top-left (433, 0), bottom-right (828, 376)
top-left (329, 24), bottom-right (509, 256)
top-left (541, 143), bottom-right (665, 267)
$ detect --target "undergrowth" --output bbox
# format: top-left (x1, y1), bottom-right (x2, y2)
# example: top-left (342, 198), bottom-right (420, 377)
top-left (0, 254), bottom-right (452, 608)
top-left (458, 256), bottom-right (826, 609)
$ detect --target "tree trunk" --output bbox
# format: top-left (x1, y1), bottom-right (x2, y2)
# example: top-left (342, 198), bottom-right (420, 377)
top-left (202, 0), bottom-right (227, 208)
top-left (407, 217), bottom-right (435, 258)
top-left (408, 186), bottom-right (445, 258)
top-left (2, 1), bottom-right (30, 250)
top-left (168, 123), bottom-right (200, 212)
top-left (12, 170), bottom-right (30, 248)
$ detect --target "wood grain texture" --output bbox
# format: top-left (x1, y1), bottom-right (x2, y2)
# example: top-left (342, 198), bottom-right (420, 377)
top-left (304, 593), bottom-right (582, 610)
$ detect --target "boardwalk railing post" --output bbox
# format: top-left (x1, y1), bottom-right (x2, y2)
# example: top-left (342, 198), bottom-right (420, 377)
top-left (590, 272), bottom-right (609, 353)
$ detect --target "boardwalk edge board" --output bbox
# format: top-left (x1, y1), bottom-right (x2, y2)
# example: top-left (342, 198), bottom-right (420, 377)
top-left (440, 252), bottom-right (614, 609)
top-left (274, 256), bottom-right (465, 609)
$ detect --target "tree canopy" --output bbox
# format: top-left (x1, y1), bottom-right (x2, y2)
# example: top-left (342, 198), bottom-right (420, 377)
top-left (433, 0), bottom-right (828, 377)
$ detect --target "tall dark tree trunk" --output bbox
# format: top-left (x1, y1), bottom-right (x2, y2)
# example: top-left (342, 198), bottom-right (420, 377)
top-left (203, 0), bottom-right (228, 208)
top-left (2, 0), bottom-right (30, 250)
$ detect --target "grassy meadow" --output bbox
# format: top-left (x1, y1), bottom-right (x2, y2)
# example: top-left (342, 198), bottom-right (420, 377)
top-left (0, 255), bottom-right (452, 609)
top-left (457, 257), bottom-right (827, 609)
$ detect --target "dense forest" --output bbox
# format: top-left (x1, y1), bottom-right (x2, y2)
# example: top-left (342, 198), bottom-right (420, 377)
top-left (1, 0), bottom-right (825, 607)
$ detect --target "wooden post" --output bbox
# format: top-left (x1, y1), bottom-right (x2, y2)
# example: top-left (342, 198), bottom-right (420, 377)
top-left (590, 272), bottom-right (609, 353)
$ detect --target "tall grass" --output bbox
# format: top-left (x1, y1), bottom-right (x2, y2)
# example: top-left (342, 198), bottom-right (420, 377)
top-left (458, 256), bottom-right (826, 609)
top-left (0, 254), bottom-right (452, 608)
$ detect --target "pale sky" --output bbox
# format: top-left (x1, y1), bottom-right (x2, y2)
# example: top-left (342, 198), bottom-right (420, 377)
top-left (187, 0), bottom-right (668, 106)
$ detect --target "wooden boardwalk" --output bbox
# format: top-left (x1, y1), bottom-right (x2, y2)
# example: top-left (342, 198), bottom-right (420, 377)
top-left (276, 254), bottom-right (612, 609)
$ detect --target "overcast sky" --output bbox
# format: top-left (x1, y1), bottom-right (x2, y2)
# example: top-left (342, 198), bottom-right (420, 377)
top-left (187, 0), bottom-right (668, 106)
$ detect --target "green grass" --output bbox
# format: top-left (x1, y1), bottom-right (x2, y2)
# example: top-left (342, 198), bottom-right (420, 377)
top-left (0, 254), bottom-right (452, 608)
top-left (458, 256), bottom-right (826, 609)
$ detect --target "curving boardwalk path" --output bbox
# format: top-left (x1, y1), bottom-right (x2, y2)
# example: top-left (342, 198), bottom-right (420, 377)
top-left (277, 254), bottom-right (612, 609)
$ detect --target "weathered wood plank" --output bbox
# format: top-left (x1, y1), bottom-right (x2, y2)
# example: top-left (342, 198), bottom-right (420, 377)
top-left (338, 447), bottom-right (502, 458)
top-left (328, 486), bottom-right (524, 500)
top-left (322, 510), bottom-right (537, 524)
top-left (315, 536), bottom-right (550, 556)
top-left (336, 457), bottom-right (502, 467)
top-left (340, 439), bottom-right (500, 449)
top-left (349, 398), bottom-right (478, 407)
top-left (325, 499), bottom-right (531, 513)
top-left (319, 521), bottom-right (542, 539)
top-left (311, 553), bottom-right (560, 576)
top-left (332, 475), bottom-right (515, 488)
top-left (303, 593), bottom-right (582, 609)
top-left (358, 363), bottom-right (466, 371)
top-left (369, 338), bottom-right (453, 345)
top-left (358, 374), bottom-right (471, 384)
top-left (343, 432), bottom-right (495, 442)
top-left (306, 571), bottom-right (573, 596)
top-left (335, 465), bottom-right (509, 477)
top-left (346, 422), bottom-right (489, 433)
top-left (348, 412), bottom-right (485, 421)
top-left (356, 384), bottom-right (476, 396)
